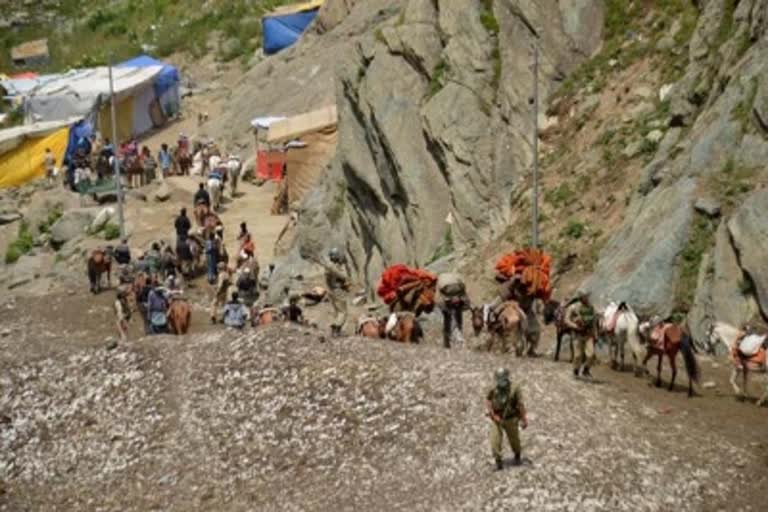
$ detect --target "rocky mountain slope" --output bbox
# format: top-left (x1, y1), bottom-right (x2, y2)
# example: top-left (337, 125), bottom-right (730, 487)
top-left (213, 0), bottom-right (768, 347)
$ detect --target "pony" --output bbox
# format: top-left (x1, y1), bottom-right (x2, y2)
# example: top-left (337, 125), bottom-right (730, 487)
top-left (543, 300), bottom-right (575, 362)
top-left (167, 298), bottom-right (191, 335)
top-left (174, 146), bottom-right (192, 176)
top-left (207, 176), bottom-right (223, 212)
top-left (251, 306), bottom-right (281, 327)
top-left (383, 312), bottom-right (422, 343)
top-left (357, 316), bottom-right (384, 339)
top-left (226, 157), bottom-right (242, 197)
top-left (125, 155), bottom-right (144, 188)
top-left (638, 319), bottom-right (700, 397)
top-left (471, 302), bottom-right (527, 355)
top-left (600, 301), bottom-right (643, 374)
top-left (710, 322), bottom-right (768, 405)
top-left (87, 247), bottom-right (113, 293)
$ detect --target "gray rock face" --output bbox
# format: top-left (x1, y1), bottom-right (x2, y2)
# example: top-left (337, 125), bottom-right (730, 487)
top-left (583, 179), bottom-right (696, 316)
top-left (0, 212), bottom-right (22, 225)
top-left (221, 0), bottom-right (603, 289)
top-left (50, 209), bottom-right (94, 248)
top-left (728, 188), bottom-right (768, 317)
top-left (694, 198), bottom-right (721, 218)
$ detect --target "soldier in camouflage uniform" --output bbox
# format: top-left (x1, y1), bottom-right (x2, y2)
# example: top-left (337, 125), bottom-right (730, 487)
top-left (486, 368), bottom-right (528, 471)
top-left (564, 292), bottom-right (597, 379)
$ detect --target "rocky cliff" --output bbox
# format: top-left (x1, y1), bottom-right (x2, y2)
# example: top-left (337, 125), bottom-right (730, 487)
top-left (216, 0), bottom-right (768, 349)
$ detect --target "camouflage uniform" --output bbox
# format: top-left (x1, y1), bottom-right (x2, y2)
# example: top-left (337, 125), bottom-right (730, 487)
top-left (564, 298), bottom-right (597, 377)
top-left (486, 368), bottom-right (527, 470)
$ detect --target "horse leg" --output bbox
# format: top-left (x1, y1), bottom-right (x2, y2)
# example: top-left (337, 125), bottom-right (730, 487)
top-left (668, 351), bottom-right (677, 392)
top-left (756, 376), bottom-right (767, 407)
top-left (619, 336), bottom-right (626, 372)
top-left (743, 368), bottom-right (750, 402)
top-left (730, 368), bottom-right (743, 399)
top-left (554, 330), bottom-right (562, 362)
top-left (655, 353), bottom-right (663, 388)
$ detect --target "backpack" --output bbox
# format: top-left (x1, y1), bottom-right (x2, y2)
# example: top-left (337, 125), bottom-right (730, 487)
top-left (148, 290), bottom-right (168, 313)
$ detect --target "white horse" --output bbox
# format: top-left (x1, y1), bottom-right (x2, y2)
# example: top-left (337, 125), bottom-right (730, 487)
top-left (207, 176), bottom-right (223, 212)
top-left (710, 321), bottom-right (767, 405)
top-left (226, 156), bottom-right (242, 197)
top-left (601, 301), bottom-right (643, 374)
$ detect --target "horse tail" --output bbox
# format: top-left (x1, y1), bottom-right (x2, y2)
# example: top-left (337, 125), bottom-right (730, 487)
top-left (680, 334), bottom-right (700, 384)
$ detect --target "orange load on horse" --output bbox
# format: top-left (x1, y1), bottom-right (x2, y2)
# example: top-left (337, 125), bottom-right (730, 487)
top-left (377, 264), bottom-right (437, 315)
top-left (494, 248), bottom-right (552, 301)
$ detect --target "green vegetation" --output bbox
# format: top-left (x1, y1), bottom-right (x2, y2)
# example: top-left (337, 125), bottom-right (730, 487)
top-left (705, 159), bottom-right (759, 215)
top-left (429, 59), bottom-right (449, 97)
top-left (558, 0), bottom-right (699, 99)
top-left (561, 219), bottom-right (586, 240)
top-left (0, 0), bottom-right (299, 72)
top-left (37, 206), bottom-right (63, 234)
top-left (479, 0), bottom-right (499, 35)
top-left (732, 77), bottom-right (759, 130)
top-left (103, 223), bottom-right (121, 241)
top-left (675, 213), bottom-right (716, 312)
top-left (715, 0), bottom-right (739, 49)
top-left (545, 183), bottom-right (575, 207)
top-left (428, 227), bottom-right (455, 264)
top-left (5, 222), bottom-right (34, 264)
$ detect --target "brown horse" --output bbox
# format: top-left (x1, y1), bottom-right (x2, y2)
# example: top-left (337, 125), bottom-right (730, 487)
top-left (251, 306), bottom-right (281, 327)
top-left (471, 302), bottom-right (526, 355)
top-left (194, 202), bottom-right (210, 227)
top-left (639, 320), bottom-right (700, 397)
top-left (384, 312), bottom-right (422, 343)
top-left (87, 248), bottom-right (113, 294)
top-left (167, 298), bottom-right (191, 335)
top-left (543, 300), bottom-right (576, 362)
top-left (125, 155), bottom-right (144, 188)
top-left (357, 317), bottom-right (384, 339)
top-left (174, 146), bottom-right (191, 176)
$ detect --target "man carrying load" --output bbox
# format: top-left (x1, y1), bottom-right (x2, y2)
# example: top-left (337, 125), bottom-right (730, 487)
top-left (489, 248), bottom-right (552, 357)
top-left (437, 272), bottom-right (470, 349)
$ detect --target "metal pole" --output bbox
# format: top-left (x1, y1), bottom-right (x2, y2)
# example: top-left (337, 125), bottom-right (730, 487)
top-left (108, 56), bottom-right (126, 239)
top-left (531, 44), bottom-right (539, 249)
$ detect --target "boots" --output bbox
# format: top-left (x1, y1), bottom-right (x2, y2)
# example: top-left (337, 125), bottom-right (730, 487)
top-left (512, 453), bottom-right (522, 466)
top-left (573, 367), bottom-right (580, 378)
top-left (582, 368), bottom-right (593, 380)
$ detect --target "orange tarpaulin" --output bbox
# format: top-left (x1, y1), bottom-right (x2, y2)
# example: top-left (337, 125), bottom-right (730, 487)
top-left (257, 150), bottom-right (285, 181)
top-left (495, 248), bottom-right (552, 301)
top-left (377, 264), bottom-right (437, 305)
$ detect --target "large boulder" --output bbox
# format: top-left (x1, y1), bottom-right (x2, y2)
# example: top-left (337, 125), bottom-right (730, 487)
top-left (728, 188), bottom-right (768, 317)
top-left (50, 209), bottom-right (95, 248)
top-left (89, 207), bottom-right (115, 234)
top-left (583, 179), bottom-right (696, 316)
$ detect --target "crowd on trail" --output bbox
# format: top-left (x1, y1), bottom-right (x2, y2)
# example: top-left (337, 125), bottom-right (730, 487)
top-left (49, 131), bottom-right (243, 196)
top-left (85, 198), bottom-right (767, 472)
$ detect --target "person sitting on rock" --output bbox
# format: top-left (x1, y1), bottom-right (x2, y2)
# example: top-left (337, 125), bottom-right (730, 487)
top-left (222, 292), bottom-right (250, 329)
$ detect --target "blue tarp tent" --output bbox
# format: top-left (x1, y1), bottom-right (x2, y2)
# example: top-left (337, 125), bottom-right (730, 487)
top-left (262, 1), bottom-right (323, 55)
top-left (117, 55), bottom-right (181, 117)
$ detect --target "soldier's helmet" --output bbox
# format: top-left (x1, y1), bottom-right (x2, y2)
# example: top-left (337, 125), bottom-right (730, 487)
top-left (495, 368), bottom-right (510, 386)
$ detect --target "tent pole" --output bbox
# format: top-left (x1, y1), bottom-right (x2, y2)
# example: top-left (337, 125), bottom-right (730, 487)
top-left (108, 55), bottom-right (126, 240)
top-left (531, 44), bottom-right (539, 250)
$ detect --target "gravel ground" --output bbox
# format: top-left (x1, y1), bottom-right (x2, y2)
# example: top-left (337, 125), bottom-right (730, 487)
top-left (1, 321), bottom-right (766, 511)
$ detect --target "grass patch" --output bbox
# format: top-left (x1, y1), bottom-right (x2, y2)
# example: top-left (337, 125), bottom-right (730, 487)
top-left (561, 219), bottom-right (586, 240)
top-left (731, 76), bottom-right (759, 130)
top-left (5, 222), bottom-right (34, 264)
top-left (715, 0), bottom-right (739, 49)
top-left (479, 0), bottom-right (499, 35)
top-left (675, 213), bottom-right (716, 313)
top-left (103, 223), bottom-right (121, 241)
top-left (37, 206), bottom-right (63, 234)
top-left (704, 159), bottom-right (759, 215)
top-left (428, 227), bottom-right (454, 264)
top-left (429, 59), bottom-right (449, 97)
top-left (545, 183), bottom-right (575, 207)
